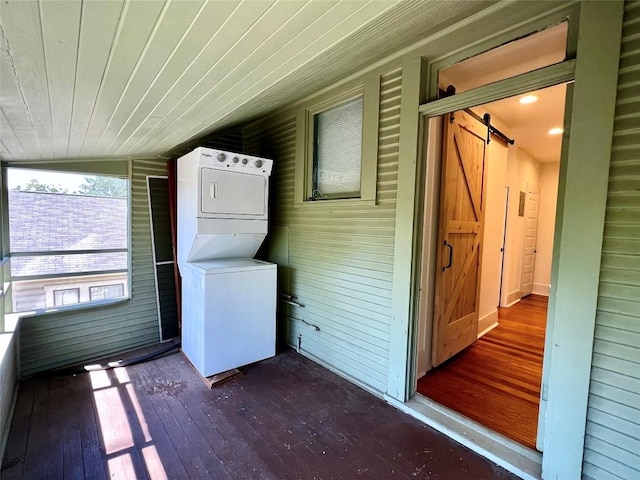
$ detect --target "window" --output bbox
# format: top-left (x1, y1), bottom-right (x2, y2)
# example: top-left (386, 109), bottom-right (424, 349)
top-left (53, 288), bottom-right (80, 307)
top-left (435, 23), bottom-right (568, 98)
top-left (311, 96), bottom-right (363, 199)
top-left (7, 168), bottom-right (130, 312)
top-left (53, 288), bottom-right (79, 306)
top-left (295, 77), bottom-right (380, 205)
top-left (90, 284), bottom-right (125, 301)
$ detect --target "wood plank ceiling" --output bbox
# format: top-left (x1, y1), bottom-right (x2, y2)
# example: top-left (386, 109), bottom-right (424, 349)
top-left (0, 0), bottom-right (489, 161)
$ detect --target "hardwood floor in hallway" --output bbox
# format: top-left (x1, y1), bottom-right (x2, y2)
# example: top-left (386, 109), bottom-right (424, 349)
top-left (417, 295), bottom-right (548, 450)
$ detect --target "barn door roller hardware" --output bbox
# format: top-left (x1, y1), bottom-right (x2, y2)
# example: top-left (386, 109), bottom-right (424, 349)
top-left (481, 112), bottom-right (514, 145)
top-left (442, 85), bottom-right (515, 146)
top-left (449, 108), bottom-right (515, 145)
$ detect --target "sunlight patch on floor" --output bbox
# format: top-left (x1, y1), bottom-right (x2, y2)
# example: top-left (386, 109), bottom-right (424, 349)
top-left (114, 366), bottom-right (130, 383)
top-left (92, 366), bottom-right (168, 479)
top-left (142, 445), bottom-right (169, 480)
top-left (89, 369), bottom-right (111, 389)
top-left (126, 383), bottom-right (152, 443)
top-left (94, 386), bottom-right (134, 454)
top-left (107, 452), bottom-right (136, 478)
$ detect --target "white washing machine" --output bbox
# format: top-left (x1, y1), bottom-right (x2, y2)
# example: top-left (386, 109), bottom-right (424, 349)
top-left (181, 259), bottom-right (276, 377)
top-left (177, 147), bottom-right (277, 378)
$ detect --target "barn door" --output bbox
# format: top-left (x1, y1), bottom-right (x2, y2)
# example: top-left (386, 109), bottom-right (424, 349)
top-left (432, 110), bottom-right (488, 367)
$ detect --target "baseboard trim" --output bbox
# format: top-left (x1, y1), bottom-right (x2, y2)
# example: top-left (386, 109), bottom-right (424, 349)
top-left (532, 283), bottom-right (550, 296)
top-left (386, 394), bottom-right (542, 480)
top-left (478, 310), bottom-right (499, 338)
top-left (506, 290), bottom-right (522, 307)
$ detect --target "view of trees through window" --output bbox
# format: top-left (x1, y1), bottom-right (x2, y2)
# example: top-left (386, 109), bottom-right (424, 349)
top-left (11, 173), bottom-right (127, 197)
top-left (7, 168), bottom-right (130, 313)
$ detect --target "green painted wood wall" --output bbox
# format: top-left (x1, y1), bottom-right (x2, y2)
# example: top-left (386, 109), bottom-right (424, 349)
top-left (18, 158), bottom-right (167, 376)
top-left (583, 2), bottom-right (640, 478)
top-left (244, 67), bottom-right (402, 394)
top-left (1, 163), bottom-right (18, 458)
top-left (0, 331), bottom-right (17, 458)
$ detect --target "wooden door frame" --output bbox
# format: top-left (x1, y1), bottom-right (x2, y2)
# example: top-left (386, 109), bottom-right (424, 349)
top-left (385, 0), bottom-right (581, 402)
top-left (417, 59), bottom-right (578, 378)
top-left (384, 2), bottom-right (623, 479)
top-left (498, 186), bottom-right (510, 308)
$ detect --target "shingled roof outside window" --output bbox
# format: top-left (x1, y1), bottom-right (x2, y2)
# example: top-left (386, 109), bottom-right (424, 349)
top-left (8, 188), bottom-right (129, 312)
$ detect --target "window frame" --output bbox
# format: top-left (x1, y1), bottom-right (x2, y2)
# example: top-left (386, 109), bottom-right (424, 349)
top-left (89, 283), bottom-right (125, 302)
top-left (295, 76), bottom-right (381, 206)
top-left (308, 92), bottom-right (364, 201)
top-left (53, 287), bottom-right (80, 307)
top-left (3, 165), bottom-right (132, 314)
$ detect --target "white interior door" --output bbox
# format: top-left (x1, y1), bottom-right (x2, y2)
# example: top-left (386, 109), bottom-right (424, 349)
top-left (519, 190), bottom-right (539, 297)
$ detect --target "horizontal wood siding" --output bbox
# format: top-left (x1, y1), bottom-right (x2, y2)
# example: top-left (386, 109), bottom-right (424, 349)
top-left (11, 282), bottom-right (45, 313)
top-left (0, 332), bottom-right (17, 459)
top-left (244, 67), bottom-right (401, 394)
top-left (171, 127), bottom-right (244, 159)
top-left (583, 2), bottom-right (640, 478)
top-left (18, 159), bottom-right (166, 376)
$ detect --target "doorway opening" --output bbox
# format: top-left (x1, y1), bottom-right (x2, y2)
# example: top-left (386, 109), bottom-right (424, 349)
top-left (415, 84), bottom-right (565, 449)
top-left (413, 21), bottom-right (569, 450)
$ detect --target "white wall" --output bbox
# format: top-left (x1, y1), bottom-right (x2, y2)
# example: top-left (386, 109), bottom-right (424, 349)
top-left (478, 140), bottom-right (508, 335)
top-left (501, 147), bottom-right (540, 306)
top-left (533, 162), bottom-right (559, 295)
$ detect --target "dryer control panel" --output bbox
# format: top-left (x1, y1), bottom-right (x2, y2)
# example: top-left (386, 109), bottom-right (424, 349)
top-left (199, 148), bottom-right (273, 176)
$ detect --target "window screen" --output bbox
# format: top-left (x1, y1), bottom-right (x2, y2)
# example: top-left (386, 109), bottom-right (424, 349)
top-left (7, 168), bottom-right (129, 312)
top-left (312, 96), bottom-right (363, 198)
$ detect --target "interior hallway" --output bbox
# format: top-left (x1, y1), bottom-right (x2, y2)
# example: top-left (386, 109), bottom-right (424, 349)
top-left (1, 349), bottom-right (517, 480)
top-left (417, 295), bottom-right (548, 450)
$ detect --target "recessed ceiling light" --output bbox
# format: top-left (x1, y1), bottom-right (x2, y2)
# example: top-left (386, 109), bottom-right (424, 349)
top-left (548, 127), bottom-right (564, 135)
top-left (519, 95), bottom-right (539, 104)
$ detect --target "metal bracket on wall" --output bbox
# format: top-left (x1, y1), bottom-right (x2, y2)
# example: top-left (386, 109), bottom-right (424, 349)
top-left (280, 293), bottom-right (304, 308)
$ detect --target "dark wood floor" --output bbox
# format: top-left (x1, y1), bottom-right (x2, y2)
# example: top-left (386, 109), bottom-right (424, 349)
top-left (417, 295), bottom-right (548, 450)
top-left (2, 349), bottom-right (517, 480)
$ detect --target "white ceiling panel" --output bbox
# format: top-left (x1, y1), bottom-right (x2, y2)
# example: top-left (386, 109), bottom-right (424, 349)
top-left (482, 83), bottom-right (568, 164)
top-left (1, 0), bottom-right (53, 158)
top-left (68, 0), bottom-right (126, 157)
top-left (0, 0), bottom-right (495, 161)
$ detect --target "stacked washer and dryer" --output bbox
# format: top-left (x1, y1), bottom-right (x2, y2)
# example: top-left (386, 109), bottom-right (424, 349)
top-left (177, 147), bottom-right (276, 378)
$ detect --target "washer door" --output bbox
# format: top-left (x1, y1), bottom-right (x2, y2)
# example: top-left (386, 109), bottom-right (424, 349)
top-left (200, 168), bottom-right (267, 216)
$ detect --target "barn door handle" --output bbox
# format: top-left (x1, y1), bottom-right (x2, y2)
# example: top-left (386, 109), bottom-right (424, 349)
top-left (442, 240), bottom-right (453, 272)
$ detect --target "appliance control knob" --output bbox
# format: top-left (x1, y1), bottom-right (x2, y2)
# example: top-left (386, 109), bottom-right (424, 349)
top-left (232, 156), bottom-right (239, 163)
top-left (254, 160), bottom-right (263, 168)
top-left (217, 153), bottom-right (226, 162)
top-left (242, 158), bottom-right (248, 165)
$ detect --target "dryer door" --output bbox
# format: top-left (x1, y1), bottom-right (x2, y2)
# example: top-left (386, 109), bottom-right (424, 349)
top-left (200, 168), bottom-right (267, 216)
